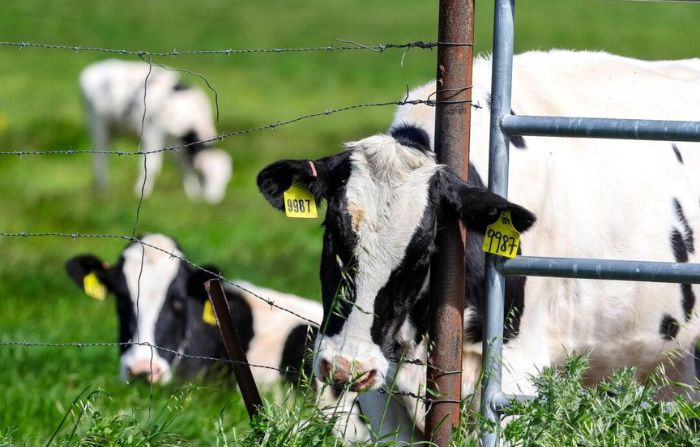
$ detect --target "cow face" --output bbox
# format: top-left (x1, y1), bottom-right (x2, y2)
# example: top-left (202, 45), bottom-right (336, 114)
top-left (65, 234), bottom-right (190, 384)
top-left (257, 125), bottom-right (535, 391)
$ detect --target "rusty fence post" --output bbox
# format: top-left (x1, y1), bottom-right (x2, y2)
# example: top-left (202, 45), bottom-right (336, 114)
top-left (427, 0), bottom-right (474, 445)
top-left (204, 279), bottom-right (263, 419)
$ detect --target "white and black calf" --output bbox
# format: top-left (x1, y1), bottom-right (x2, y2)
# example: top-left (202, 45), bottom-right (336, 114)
top-left (64, 234), bottom-right (321, 385)
top-left (80, 59), bottom-right (232, 203)
top-left (258, 50), bottom-right (700, 441)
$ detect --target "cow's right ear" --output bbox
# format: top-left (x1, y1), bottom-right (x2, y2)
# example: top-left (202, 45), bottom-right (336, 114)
top-left (257, 152), bottom-right (351, 211)
top-left (186, 265), bottom-right (222, 302)
top-left (65, 255), bottom-right (112, 300)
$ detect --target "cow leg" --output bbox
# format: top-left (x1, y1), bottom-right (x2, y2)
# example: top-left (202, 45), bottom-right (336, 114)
top-left (134, 129), bottom-right (164, 198)
top-left (357, 390), bottom-right (425, 445)
top-left (86, 109), bottom-right (110, 191)
top-left (180, 154), bottom-right (203, 200)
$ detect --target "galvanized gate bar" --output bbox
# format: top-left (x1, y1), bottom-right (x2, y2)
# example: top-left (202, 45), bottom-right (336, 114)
top-left (480, 1), bottom-right (516, 446)
top-left (499, 256), bottom-right (700, 283)
top-left (502, 115), bottom-right (700, 141)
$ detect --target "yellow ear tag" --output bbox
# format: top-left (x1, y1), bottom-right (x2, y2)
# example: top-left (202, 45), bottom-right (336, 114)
top-left (482, 210), bottom-right (520, 258)
top-left (283, 183), bottom-right (318, 218)
top-left (83, 272), bottom-right (107, 301)
top-left (202, 300), bottom-right (218, 326)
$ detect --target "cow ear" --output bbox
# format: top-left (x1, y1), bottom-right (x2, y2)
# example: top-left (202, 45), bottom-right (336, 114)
top-left (438, 169), bottom-right (536, 233)
top-left (187, 265), bottom-right (222, 302)
top-left (65, 254), bottom-right (113, 300)
top-left (257, 152), bottom-right (351, 211)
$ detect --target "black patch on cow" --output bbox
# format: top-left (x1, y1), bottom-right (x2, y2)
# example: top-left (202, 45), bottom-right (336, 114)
top-left (182, 130), bottom-right (208, 158)
top-left (370, 203), bottom-right (436, 357)
top-left (669, 227), bottom-right (695, 322)
top-left (110, 256), bottom-right (138, 353)
top-left (673, 199), bottom-right (694, 254)
top-left (681, 283), bottom-right (696, 322)
top-left (672, 144), bottom-right (684, 164)
top-left (279, 324), bottom-right (317, 384)
top-left (173, 80), bottom-right (190, 91)
top-left (659, 314), bottom-right (680, 340)
top-left (390, 124), bottom-right (432, 153)
top-left (153, 261), bottom-right (191, 364)
top-left (671, 229), bottom-right (689, 263)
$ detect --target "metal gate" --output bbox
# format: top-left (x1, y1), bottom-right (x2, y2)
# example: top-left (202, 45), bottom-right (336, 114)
top-left (481, 1), bottom-right (700, 446)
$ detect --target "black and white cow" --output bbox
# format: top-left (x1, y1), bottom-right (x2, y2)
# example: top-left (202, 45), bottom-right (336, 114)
top-left (64, 234), bottom-right (323, 384)
top-left (80, 59), bottom-right (232, 203)
top-left (64, 233), bottom-right (369, 442)
top-left (257, 50), bottom-right (700, 441)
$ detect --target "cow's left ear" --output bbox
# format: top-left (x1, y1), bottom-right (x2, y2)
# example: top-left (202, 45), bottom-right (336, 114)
top-left (437, 169), bottom-right (536, 233)
top-left (186, 265), bottom-right (222, 302)
top-left (257, 152), bottom-right (351, 211)
top-left (65, 254), bottom-right (113, 300)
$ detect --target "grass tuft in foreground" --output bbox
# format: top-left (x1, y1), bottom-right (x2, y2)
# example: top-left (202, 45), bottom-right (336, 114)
top-left (494, 355), bottom-right (700, 447)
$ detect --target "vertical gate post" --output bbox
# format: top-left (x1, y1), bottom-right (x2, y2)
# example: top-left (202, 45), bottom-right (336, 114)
top-left (481, 1), bottom-right (515, 446)
top-left (427, 0), bottom-right (474, 445)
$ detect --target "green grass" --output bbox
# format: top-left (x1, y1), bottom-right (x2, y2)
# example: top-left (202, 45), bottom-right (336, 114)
top-left (1, 0), bottom-right (700, 445)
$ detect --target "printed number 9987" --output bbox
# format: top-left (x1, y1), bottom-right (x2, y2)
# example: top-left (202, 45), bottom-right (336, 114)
top-left (287, 199), bottom-right (311, 213)
top-left (485, 228), bottom-right (517, 256)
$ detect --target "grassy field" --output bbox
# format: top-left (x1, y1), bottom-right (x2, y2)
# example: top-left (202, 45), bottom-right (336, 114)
top-left (1, 0), bottom-right (700, 445)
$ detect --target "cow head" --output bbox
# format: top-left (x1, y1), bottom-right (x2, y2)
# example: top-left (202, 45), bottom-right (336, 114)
top-left (65, 234), bottom-right (190, 384)
top-left (257, 125), bottom-right (535, 391)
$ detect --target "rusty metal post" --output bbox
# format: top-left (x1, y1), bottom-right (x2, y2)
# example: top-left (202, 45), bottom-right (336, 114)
top-left (427, 0), bottom-right (474, 445)
top-left (204, 279), bottom-right (263, 419)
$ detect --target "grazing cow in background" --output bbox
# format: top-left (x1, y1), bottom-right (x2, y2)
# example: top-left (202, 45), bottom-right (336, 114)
top-left (80, 59), bottom-right (232, 203)
top-left (257, 50), bottom-right (700, 442)
top-left (64, 233), bottom-right (368, 442)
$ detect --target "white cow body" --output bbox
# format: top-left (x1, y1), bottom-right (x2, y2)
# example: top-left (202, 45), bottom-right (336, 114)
top-left (391, 50), bottom-right (700, 399)
top-left (79, 59), bottom-right (231, 203)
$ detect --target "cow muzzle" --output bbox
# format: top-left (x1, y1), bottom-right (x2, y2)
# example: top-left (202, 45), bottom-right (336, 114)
top-left (121, 354), bottom-right (172, 384)
top-left (317, 355), bottom-right (379, 392)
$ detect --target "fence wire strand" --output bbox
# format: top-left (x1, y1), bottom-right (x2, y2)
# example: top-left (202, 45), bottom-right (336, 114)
top-left (0, 40), bottom-right (471, 57)
top-left (0, 340), bottom-right (432, 402)
top-left (0, 96), bottom-right (478, 157)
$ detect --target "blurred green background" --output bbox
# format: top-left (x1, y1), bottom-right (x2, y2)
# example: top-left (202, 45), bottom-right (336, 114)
top-left (1, 0), bottom-right (699, 444)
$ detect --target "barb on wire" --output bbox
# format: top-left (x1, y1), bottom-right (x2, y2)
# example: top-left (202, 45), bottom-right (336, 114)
top-left (0, 40), bottom-right (471, 57)
top-left (0, 231), bottom-right (320, 326)
top-left (0, 95), bottom-right (476, 157)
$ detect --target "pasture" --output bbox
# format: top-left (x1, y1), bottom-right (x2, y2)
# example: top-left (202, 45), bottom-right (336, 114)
top-left (1, 0), bottom-right (699, 445)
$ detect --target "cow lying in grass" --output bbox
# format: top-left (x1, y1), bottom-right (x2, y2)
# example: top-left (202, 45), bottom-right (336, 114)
top-left (257, 50), bottom-right (700, 442)
top-left (80, 59), bottom-right (232, 203)
top-left (65, 233), bottom-right (368, 442)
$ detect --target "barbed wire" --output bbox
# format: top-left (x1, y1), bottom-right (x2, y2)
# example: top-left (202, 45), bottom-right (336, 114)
top-left (0, 96), bottom-right (479, 157)
top-left (0, 40), bottom-right (471, 57)
top-left (0, 339), bottom-right (433, 402)
top-left (0, 231), bottom-right (321, 326)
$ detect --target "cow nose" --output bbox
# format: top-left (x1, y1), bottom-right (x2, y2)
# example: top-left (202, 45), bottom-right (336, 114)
top-left (127, 360), bottom-right (164, 383)
top-left (317, 356), bottom-right (377, 392)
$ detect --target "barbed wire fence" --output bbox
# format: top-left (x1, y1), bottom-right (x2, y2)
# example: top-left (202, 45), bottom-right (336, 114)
top-left (0, 38), bottom-right (475, 440)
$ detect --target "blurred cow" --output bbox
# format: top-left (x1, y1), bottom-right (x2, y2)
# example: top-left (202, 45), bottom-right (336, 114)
top-left (64, 233), bottom-right (368, 442)
top-left (80, 59), bottom-right (232, 203)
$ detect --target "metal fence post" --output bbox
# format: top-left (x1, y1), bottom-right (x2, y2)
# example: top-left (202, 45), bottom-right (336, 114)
top-left (481, 0), bottom-right (515, 446)
top-left (204, 279), bottom-right (263, 420)
top-left (427, 0), bottom-right (474, 445)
